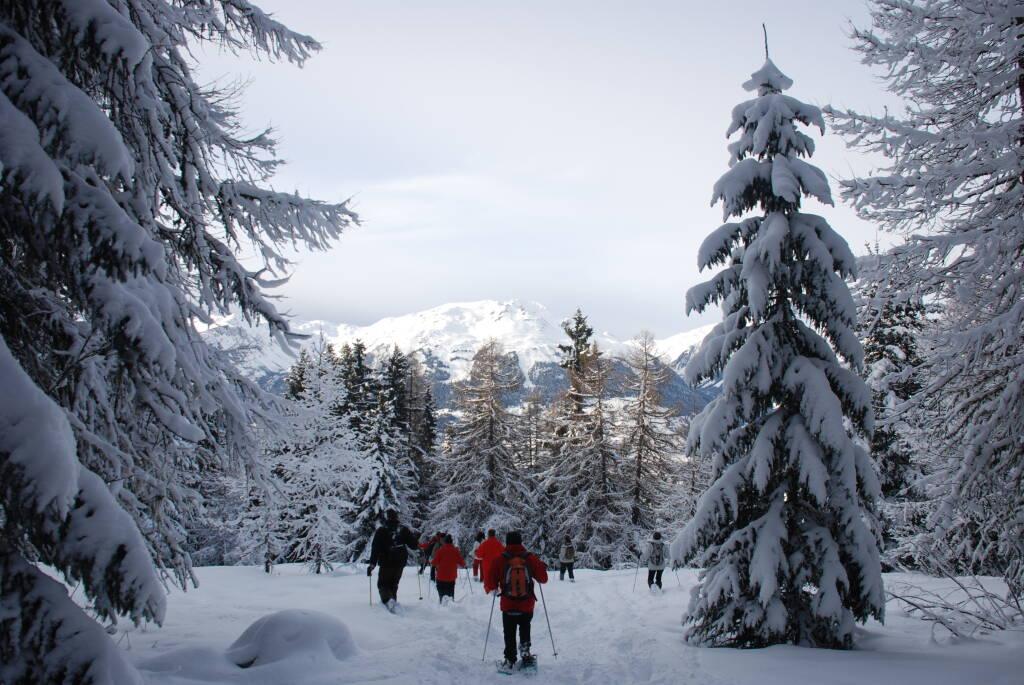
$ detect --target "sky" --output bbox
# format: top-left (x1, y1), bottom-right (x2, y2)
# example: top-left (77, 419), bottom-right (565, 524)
top-left (197, 0), bottom-right (898, 338)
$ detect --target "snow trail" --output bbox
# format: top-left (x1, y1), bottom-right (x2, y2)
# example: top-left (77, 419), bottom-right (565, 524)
top-left (123, 565), bottom-right (1024, 684)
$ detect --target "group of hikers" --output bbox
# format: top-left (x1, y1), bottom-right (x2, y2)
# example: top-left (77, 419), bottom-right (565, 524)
top-left (366, 509), bottom-right (672, 672)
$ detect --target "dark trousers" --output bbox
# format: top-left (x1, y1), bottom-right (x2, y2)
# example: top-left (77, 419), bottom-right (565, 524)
top-left (647, 569), bottom-right (663, 588)
top-left (378, 565), bottom-right (403, 604)
top-left (502, 612), bottom-right (533, 663)
top-left (559, 562), bottom-right (574, 580)
top-left (436, 580), bottom-right (455, 602)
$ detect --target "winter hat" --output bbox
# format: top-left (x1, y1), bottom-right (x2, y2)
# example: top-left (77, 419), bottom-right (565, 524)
top-left (386, 509), bottom-right (399, 525)
top-left (506, 531), bottom-right (523, 546)
top-left (487, 529), bottom-right (497, 538)
top-left (444, 534), bottom-right (454, 544)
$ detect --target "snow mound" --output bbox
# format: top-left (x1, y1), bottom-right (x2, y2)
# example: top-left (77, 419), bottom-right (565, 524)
top-left (225, 610), bottom-right (357, 668)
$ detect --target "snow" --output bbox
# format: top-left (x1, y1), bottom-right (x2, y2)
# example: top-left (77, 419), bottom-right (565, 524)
top-left (225, 610), bottom-right (357, 667)
top-left (117, 564), bottom-right (1024, 685)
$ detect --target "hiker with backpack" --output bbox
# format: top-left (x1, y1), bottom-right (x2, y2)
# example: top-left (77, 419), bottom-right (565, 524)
top-left (471, 530), bottom-right (486, 582)
top-left (476, 528), bottom-right (505, 589)
top-left (367, 509), bottom-right (420, 612)
top-left (643, 531), bottom-right (667, 591)
top-left (430, 533), bottom-right (466, 606)
top-left (485, 531), bottom-right (548, 673)
top-left (558, 535), bottom-right (576, 582)
top-left (418, 531), bottom-right (444, 581)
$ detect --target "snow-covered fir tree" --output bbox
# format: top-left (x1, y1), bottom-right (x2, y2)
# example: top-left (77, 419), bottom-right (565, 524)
top-left (274, 339), bottom-right (358, 573)
top-left (543, 342), bottom-right (631, 569)
top-left (0, 1), bottom-right (353, 681)
top-left (429, 341), bottom-right (531, 545)
top-left (346, 393), bottom-right (417, 561)
top-left (674, 59), bottom-right (885, 648)
top-left (621, 332), bottom-right (681, 531)
top-left (827, 0), bottom-right (1024, 592)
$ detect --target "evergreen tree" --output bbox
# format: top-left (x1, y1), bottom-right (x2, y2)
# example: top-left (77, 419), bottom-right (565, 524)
top-left (676, 59), bottom-right (884, 649)
top-left (558, 308), bottom-right (594, 413)
top-left (273, 339), bottom-right (358, 572)
top-left (857, 258), bottom-right (926, 500)
top-left (0, 2), bottom-right (354, 680)
top-left (286, 348), bottom-right (313, 400)
top-left (622, 332), bottom-right (681, 530)
top-left (341, 339), bottom-right (375, 431)
top-left (827, 0), bottom-right (1024, 591)
top-left (543, 343), bottom-right (631, 569)
top-left (429, 341), bottom-right (530, 545)
top-left (346, 393), bottom-right (416, 561)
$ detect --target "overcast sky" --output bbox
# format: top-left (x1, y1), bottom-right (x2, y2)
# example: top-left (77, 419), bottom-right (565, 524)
top-left (198, 0), bottom-right (896, 338)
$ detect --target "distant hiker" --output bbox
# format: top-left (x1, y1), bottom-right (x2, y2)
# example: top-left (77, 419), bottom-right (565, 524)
top-left (431, 533), bottom-right (467, 605)
top-left (418, 531), bottom-right (444, 581)
top-left (644, 532), bottom-right (667, 590)
top-left (558, 535), bottom-right (576, 582)
top-left (486, 531), bottom-right (548, 673)
top-left (472, 530), bottom-right (486, 582)
top-left (367, 509), bottom-right (419, 612)
top-left (476, 528), bottom-right (505, 587)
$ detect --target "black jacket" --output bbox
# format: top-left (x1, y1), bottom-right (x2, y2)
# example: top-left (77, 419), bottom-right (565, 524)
top-left (369, 522), bottom-right (419, 568)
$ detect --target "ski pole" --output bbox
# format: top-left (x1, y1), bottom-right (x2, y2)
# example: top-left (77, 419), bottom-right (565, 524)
top-left (482, 591), bottom-right (497, 662)
top-left (465, 566), bottom-right (474, 595)
top-left (537, 582), bottom-right (558, 658)
top-left (369, 574), bottom-right (373, 607)
top-left (632, 558), bottom-right (641, 593)
top-left (417, 570), bottom-right (423, 600)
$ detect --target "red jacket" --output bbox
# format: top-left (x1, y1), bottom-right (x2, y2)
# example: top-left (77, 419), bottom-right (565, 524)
top-left (486, 544), bottom-right (548, 613)
top-left (476, 536), bottom-right (505, 586)
top-left (430, 543), bottom-right (466, 583)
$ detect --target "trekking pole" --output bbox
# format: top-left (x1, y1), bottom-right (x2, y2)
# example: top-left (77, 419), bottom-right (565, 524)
top-left (537, 582), bottom-right (558, 658)
top-left (481, 591), bottom-right (497, 662)
top-left (368, 574), bottom-right (373, 607)
top-left (417, 571), bottom-right (423, 600)
top-left (632, 557), bottom-right (641, 593)
top-left (465, 566), bottom-right (474, 595)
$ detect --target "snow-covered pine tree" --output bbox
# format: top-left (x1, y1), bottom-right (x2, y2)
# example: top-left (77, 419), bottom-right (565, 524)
top-left (340, 339), bottom-right (376, 431)
top-left (856, 255), bottom-right (926, 500)
top-left (543, 342), bottom-right (631, 569)
top-left (275, 338), bottom-right (358, 573)
top-left (826, 0), bottom-right (1024, 593)
top-left (346, 391), bottom-right (416, 562)
top-left (674, 58), bottom-right (885, 649)
top-left (429, 341), bottom-right (530, 546)
top-left (0, 2), bottom-right (354, 681)
top-left (622, 332), bottom-right (681, 531)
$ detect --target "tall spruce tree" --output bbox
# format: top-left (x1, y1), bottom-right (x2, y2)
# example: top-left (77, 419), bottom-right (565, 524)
top-left (674, 59), bottom-right (884, 648)
top-left (0, 2), bottom-right (354, 681)
top-left (558, 308), bottom-right (594, 413)
top-left (429, 341), bottom-right (529, 545)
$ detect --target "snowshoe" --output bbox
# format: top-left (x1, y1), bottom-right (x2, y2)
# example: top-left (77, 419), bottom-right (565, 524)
top-left (385, 599), bottom-right (398, 614)
top-left (518, 654), bottom-right (538, 675)
top-left (496, 659), bottom-right (516, 675)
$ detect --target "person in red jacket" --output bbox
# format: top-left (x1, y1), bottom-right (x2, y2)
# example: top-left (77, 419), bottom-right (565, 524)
top-left (430, 534), bottom-right (466, 605)
top-left (476, 528), bottom-right (505, 589)
top-left (486, 531), bottom-right (548, 672)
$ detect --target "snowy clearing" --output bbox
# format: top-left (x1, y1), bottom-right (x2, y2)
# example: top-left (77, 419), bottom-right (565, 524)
top-left (117, 564), bottom-right (1023, 685)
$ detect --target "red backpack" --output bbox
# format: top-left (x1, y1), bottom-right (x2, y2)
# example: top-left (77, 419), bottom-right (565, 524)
top-left (501, 553), bottom-right (534, 600)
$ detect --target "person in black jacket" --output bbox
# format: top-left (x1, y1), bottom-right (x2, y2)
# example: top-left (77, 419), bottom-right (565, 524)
top-left (367, 509), bottom-right (419, 611)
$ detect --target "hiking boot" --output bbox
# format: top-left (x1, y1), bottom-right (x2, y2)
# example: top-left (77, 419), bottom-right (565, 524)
top-left (498, 659), bottom-right (516, 674)
top-left (386, 598), bottom-right (397, 613)
top-left (519, 642), bottom-right (532, 659)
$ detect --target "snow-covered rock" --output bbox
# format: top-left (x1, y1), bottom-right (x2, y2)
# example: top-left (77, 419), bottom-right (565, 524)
top-left (225, 609), bottom-right (357, 668)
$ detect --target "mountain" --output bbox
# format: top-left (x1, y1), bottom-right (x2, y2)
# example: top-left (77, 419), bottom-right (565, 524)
top-left (205, 299), bottom-right (717, 414)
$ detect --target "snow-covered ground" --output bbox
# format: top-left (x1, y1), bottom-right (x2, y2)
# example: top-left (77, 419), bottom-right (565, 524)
top-left (117, 564), bottom-right (1023, 685)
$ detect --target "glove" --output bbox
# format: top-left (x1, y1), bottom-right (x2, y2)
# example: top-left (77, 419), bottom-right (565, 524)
top-left (366, 565), bottom-right (374, 577)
